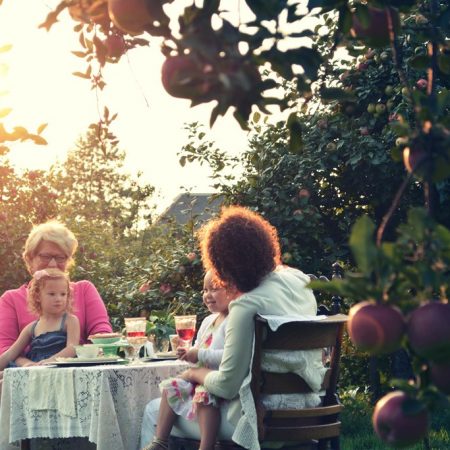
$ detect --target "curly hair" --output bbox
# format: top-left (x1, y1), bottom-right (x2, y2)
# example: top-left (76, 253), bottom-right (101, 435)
top-left (27, 268), bottom-right (73, 315)
top-left (198, 206), bottom-right (281, 293)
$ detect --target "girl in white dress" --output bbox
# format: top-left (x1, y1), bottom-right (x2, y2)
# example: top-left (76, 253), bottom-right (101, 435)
top-left (142, 270), bottom-right (240, 450)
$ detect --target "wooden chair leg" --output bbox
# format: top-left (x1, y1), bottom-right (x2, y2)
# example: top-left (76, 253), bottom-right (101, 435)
top-left (20, 440), bottom-right (31, 450)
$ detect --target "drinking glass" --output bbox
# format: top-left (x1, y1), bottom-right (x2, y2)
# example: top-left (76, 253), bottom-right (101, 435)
top-left (174, 315), bottom-right (197, 349)
top-left (125, 317), bottom-right (147, 364)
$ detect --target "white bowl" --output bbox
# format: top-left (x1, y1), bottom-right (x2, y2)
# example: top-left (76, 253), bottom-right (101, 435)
top-left (75, 344), bottom-right (100, 359)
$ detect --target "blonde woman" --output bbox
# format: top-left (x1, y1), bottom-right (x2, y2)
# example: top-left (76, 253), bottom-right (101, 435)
top-left (0, 220), bottom-right (112, 367)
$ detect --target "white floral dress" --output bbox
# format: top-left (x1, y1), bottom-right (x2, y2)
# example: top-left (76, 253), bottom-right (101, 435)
top-left (159, 313), bottom-right (227, 420)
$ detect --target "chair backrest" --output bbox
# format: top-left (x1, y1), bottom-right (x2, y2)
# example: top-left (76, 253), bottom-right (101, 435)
top-left (250, 314), bottom-right (348, 444)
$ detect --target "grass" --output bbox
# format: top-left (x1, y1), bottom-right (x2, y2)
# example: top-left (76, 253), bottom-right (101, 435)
top-left (340, 388), bottom-right (450, 450)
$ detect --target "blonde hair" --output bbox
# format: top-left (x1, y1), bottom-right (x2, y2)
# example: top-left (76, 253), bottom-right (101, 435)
top-left (22, 221), bottom-right (78, 273)
top-left (27, 268), bottom-right (73, 315)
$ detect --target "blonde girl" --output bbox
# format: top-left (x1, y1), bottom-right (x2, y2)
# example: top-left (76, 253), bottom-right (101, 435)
top-left (0, 268), bottom-right (80, 369)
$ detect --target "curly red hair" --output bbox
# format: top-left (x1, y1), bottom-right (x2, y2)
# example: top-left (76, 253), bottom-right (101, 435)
top-left (198, 206), bottom-right (281, 292)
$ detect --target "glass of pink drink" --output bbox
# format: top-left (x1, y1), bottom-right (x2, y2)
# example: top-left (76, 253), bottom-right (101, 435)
top-left (125, 317), bottom-right (147, 363)
top-left (174, 315), bottom-right (197, 349)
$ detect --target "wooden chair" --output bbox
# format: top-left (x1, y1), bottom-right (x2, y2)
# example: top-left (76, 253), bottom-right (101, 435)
top-left (170, 313), bottom-right (348, 450)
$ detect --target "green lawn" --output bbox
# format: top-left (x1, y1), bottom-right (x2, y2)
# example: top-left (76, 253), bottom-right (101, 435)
top-left (340, 389), bottom-right (450, 449)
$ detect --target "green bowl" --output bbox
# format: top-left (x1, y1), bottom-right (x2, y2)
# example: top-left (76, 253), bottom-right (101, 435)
top-left (90, 336), bottom-right (121, 345)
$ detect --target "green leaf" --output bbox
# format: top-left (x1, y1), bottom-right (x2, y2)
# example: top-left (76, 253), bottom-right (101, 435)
top-left (0, 44), bottom-right (12, 54)
top-left (438, 54), bottom-right (450, 75)
top-left (0, 108), bottom-right (12, 119)
top-left (320, 87), bottom-right (356, 102)
top-left (37, 123), bottom-right (48, 135)
top-left (349, 216), bottom-right (377, 275)
top-left (409, 55), bottom-right (431, 70)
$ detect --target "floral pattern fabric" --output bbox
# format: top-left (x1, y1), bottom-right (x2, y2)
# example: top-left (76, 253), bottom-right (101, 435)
top-left (160, 315), bottom-right (225, 420)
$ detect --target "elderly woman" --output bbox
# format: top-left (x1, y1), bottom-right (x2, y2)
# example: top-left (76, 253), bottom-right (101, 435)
top-left (0, 220), bottom-right (112, 366)
top-left (141, 206), bottom-right (322, 450)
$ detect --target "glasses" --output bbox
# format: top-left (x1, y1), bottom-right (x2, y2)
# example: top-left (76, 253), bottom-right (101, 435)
top-left (37, 253), bottom-right (68, 264)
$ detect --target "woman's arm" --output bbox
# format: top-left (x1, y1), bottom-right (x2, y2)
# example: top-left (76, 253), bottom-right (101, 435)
top-left (0, 324), bottom-right (33, 370)
top-left (0, 291), bottom-right (22, 355)
top-left (203, 300), bottom-right (255, 400)
top-left (38, 315), bottom-right (80, 364)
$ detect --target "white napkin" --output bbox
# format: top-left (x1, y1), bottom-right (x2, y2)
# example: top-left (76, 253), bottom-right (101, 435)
top-left (28, 367), bottom-right (77, 417)
top-left (259, 314), bottom-right (328, 331)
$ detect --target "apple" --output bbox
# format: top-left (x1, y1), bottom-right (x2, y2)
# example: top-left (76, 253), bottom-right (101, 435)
top-left (380, 51), bottom-right (390, 62)
top-left (186, 252), bottom-right (197, 262)
top-left (401, 87), bottom-right (409, 97)
top-left (375, 103), bottom-right (386, 114)
top-left (386, 100), bottom-right (395, 111)
top-left (407, 302), bottom-right (450, 362)
top-left (365, 49), bottom-right (376, 60)
top-left (104, 34), bottom-right (126, 58)
top-left (384, 85), bottom-right (394, 96)
top-left (326, 142), bottom-right (337, 152)
top-left (416, 79), bottom-right (428, 90)
top-left (350, 7), bottom-right (400, 47)
top-left (430, 362), bottom-right (450, 394)
top-left (367, 103), bottom-right (376, 114)
top-left (348, 301), bottom-right (406, 354)
top-left (415, 14), bottom-right (429, 25)
top-left (298, 188), bottom-right (310, 199)
top-left (108, 0), bottom-right (152, 35)
top-left (373, 391), bottom-right (429, 447)
top-left (293, 209), bottom-right (302, 217)
top-left (159, 283), bottom-right (172, 295)
top-left (139, 282), bottom-right (151, 293)
top-left (161, 55), bottom-right (213, 99)
top-left (357, 62), bottom-right (368, 71)
top-left (360, 127), bottom-right (370, 136)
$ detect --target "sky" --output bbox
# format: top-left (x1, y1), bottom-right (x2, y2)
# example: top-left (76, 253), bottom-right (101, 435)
top-left (0, 0), bottom-right (251, 211)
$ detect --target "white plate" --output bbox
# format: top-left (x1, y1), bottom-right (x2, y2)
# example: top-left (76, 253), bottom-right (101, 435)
top-left (54, 356), bottom-right (125, 365)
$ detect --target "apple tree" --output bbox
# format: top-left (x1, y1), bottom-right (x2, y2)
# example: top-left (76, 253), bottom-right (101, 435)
top-left (15, 0), bottom-right (450, 447)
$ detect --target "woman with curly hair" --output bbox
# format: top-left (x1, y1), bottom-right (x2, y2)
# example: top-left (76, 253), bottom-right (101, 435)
top-left (141, 206), bottom-right (321, 450)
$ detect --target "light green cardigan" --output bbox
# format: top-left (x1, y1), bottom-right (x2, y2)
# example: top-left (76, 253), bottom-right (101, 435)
top-left (203, 266), bottom-right (319, 449)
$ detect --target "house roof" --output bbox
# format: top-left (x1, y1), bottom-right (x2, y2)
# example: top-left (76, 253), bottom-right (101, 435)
top-left (157, 193), bottom-right (223, 226)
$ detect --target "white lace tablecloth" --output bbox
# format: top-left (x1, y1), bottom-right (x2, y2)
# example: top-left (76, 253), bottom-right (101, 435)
top-left (0, 360), bottom-right (187, 450)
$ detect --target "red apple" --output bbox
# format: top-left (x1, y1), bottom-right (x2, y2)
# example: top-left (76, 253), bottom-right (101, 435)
top-left (108, 0), bottom-right (152, 35)
top-left (348, 301), bottom-right (406, 354)
top-left (159, 283), bottom-right (172, 295)
top-left (373, 391), bottom-right (429, 447)
top-left (360, 127), bottom-right (370, 136)
top-left (416, 79), bottom-right (428, 90)
top-left (430, 362), bottom-right (450, 394)
top-left (407, 302), bottom-right (450, 362)
top-left (139, 282), bottom-right (151, 293)
top-left (357, 62), bottom-right (368, 71)
top-left (350, 7), bottom-right (400, 47)
top-left (104, 34), bottom-right (126, 58)
top-left (161, 55), bottom-right (213, 99)
top-left (186, 252), bottom-right (197, 262)
top-left (298, 188), bottom-right (310, 199)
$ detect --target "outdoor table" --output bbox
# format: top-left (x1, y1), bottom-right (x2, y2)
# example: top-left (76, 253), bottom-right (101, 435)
top-left (0, 359), bottom-right (187, 450)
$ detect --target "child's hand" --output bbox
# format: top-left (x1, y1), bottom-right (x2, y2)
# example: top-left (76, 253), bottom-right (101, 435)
top-left (37, 358), bottom-right (54, 366)
top-left (184, 348), bottom-right (199, 364)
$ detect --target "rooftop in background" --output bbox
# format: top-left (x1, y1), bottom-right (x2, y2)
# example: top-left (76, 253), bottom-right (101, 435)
top-left (156, 193), bottom-right (224, 227)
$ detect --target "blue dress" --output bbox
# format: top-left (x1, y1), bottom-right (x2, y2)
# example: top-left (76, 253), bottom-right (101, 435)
top-left (26, 313), bottom-right (68, 362)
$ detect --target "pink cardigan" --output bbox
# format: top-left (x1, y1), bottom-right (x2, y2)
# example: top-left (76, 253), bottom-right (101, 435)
top-left (0, 280), bottom-right (112, 355)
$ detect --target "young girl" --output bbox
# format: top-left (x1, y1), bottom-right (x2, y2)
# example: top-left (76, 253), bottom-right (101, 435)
top-left (142, 270), bottom-right (240, 450)
top-left (0, 268), bottom-right (80, 369)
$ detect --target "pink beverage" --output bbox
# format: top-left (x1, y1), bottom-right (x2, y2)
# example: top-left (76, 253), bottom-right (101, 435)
top-left (128, 331), bottom-right (145, 337)
top-left (177, 328), bottom-right (195, 341)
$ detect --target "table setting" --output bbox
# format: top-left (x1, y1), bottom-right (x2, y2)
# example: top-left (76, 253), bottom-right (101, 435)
top-left (0, 316), bottom-right (195, 450)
